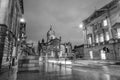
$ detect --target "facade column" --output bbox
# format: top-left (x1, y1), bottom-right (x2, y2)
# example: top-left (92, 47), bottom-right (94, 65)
top-left (91, 26), bottom-right (95, 44)
top-left (83, 27), bottom-right (87, 45)
top-left (107, 8), bottom-right (113, 39)
top-left (107, 17), bottom-right (113, 39)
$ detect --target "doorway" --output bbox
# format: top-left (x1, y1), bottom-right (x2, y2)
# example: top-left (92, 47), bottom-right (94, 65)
top-left (100, 50), bottom-right (106, 60)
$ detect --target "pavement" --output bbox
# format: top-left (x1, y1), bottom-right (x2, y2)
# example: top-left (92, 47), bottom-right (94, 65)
top-left (46, 58), bottom-right (120, 67)
top-left (0, 65), bottom-right (18, 80)
top-left (0, 57), bottom-right (19, 80)
top-left (73, 60), bottom-right (116, 66)
top-left (1, 57), bottom-right (120, 80)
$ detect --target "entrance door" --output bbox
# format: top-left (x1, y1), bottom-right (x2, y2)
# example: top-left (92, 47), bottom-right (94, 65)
top-left (101, 50), bottom-right (106, 60)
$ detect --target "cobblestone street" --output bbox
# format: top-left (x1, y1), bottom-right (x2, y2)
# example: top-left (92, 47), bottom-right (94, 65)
top-left (17, 62), bottom-right (120, 80)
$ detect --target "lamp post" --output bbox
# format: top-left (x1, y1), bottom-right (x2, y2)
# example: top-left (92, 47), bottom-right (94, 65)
top-left (16, 17), bottom-right (26, 60)
top-left (79, 22), bottom-right (87, 45)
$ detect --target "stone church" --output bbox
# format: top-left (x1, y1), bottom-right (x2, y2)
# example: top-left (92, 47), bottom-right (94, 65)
top-left (38, 25), bottom-right (72, 59)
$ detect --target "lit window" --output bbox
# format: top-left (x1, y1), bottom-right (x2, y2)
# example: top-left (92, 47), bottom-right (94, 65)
top-left (103, 19), bottom-right (108, 26)
top-left (117, 28), bottom-right (120, 38)
top-left (88, 36), bottom-right (92, 45)
top-left (89, 51), bottom-right (93, 59)
top-left (101, 50), bottom-right (106, 60)
top-left (88, 37), bottom-right (92, 44)
top-left (96, 35), bottom-right (99, 43)
top-left (100, 34), bottom-right (104, 42)
top-left (105, 32), bottom-right (110, 41)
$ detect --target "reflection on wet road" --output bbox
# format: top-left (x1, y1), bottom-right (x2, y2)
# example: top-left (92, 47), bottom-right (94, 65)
top-left (17, 62), bottom-right (120, 80)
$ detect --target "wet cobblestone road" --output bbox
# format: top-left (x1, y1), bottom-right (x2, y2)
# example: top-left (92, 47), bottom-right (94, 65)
top-left (17, 62), bottom-right (120, 80)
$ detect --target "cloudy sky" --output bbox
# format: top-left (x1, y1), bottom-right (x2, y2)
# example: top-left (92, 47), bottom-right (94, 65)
top-left (24, 0), bottom-right (112, 46)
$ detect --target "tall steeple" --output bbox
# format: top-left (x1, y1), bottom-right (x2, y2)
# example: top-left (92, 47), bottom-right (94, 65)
top-left (47, 25), bottom-right (56, 42)
top-left (50, 25), bottom-right (52, 30)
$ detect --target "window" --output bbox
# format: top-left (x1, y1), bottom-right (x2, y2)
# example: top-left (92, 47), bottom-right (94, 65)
top-left (96, 35), bottom-right (99, 43)
top-left (103, 19), bottom-right (108, 27)
top-left (100, 34), bottom-right (104, 42)
top-left (100, 50), bottom-right (106, 60)
top-left (105, 32), bottom-right (110, 41)
top-left (88, 34), bottom-right (92, 45)
top-left (88, 37), bottom-right (92, 44)
top-left (89, 51), bottom-right (93, 59)
top-left (117, 28), bottom-right (120, 38)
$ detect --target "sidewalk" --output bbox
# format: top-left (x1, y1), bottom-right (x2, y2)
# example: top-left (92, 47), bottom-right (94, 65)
top-left (0, 60), bottom-right (18, 80)
top-left (0, 65), bottom-right (18, 80)
top-left (47, 59), bottom-right (72, 65)
top-left (73, 59), bottom-right (120, 66)
top-left (47, 58), bottom-right (120, 66)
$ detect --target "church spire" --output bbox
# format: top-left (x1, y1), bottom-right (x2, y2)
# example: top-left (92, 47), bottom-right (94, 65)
top-left (47, 25), bottom-right (56, 42)
top-left (50, 25), bottom-right (52, 30)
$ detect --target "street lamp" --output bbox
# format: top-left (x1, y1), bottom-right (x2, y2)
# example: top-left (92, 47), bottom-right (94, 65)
top-left (20, 18), bottom-right (25, 23)
top-left (79, 22), bottom-right (87, 46)
top-left (79, 22), bottom-right (84, 29)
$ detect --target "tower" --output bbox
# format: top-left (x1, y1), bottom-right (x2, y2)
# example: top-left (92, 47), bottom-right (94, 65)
top-left (47, 25), bottom-right (56, 42)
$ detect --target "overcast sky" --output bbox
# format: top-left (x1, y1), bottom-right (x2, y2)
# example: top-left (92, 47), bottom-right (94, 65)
top-left (24, 0), bottom-right (112, 46)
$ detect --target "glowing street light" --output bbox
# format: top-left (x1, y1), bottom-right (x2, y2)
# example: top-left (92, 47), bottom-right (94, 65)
top-left (20, 18), bottom-right (25, 23)
top-left (79, 22), bottom-right (84, 29)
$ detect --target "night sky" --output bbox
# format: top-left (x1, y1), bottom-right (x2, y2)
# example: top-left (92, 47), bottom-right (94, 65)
top-left (24, 0), bottom-right (112, 46)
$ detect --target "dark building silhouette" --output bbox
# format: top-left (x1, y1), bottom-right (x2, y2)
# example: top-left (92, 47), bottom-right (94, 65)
top-left (0, 0), bottom-right (24, 69)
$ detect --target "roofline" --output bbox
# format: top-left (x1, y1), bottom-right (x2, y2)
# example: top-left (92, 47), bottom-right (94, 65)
top-left (83, 0), bottom-right (119, 25)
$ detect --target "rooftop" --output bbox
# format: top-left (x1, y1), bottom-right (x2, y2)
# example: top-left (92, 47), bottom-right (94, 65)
top-left (83, 0), bottom-right (119, 25)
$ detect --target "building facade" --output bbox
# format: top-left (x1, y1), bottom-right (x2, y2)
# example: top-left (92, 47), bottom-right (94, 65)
top-left (38, 26), bottom-right (72, 59)
top-left (47, 26), bottom-right (61, 58)
top-left (0, 0), bottom-right (24, 69)
top-left (82, 0), bottom-right (120, 60)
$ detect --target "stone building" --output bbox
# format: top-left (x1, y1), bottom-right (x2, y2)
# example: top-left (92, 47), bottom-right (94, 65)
top-left (47, 25), bottom-right (56, 42)
top-left (82, 0), bottom-right (120, 60)
top-left (46, 26), bottom-right (61, 58)
top-left (38, 26), bottom-right (72, 59)
top-left (0, 0), bottom-right (24, 69)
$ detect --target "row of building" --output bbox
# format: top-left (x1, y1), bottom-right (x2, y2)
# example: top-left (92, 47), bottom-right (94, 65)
top-left (0, 0), bottom-right (26, 70)
top-left (79, 0), bottom-right (120, 60)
